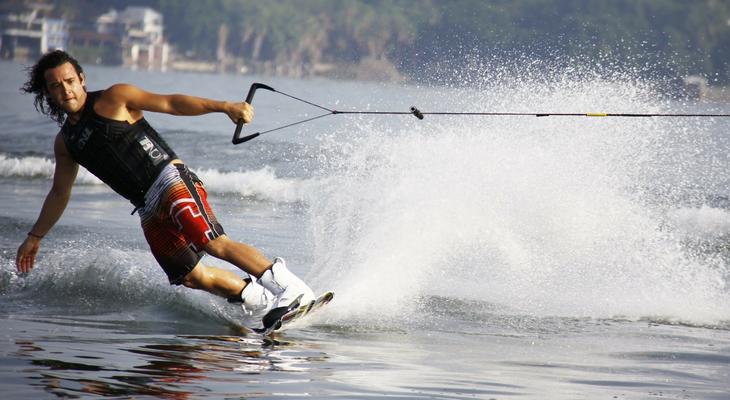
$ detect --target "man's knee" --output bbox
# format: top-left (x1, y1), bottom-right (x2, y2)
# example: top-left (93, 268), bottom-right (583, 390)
top-left (181, 262), bottom-right (206, 289)
top-left (204, 234), bottom-right (230, 258)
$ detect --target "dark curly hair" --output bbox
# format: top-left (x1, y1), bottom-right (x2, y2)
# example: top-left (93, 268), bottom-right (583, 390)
top-left (21, 50), bottom-right (85, 124)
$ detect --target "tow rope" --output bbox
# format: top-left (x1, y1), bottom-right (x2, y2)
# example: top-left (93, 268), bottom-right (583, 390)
top-left (232, 82), bottom-right (730, 145)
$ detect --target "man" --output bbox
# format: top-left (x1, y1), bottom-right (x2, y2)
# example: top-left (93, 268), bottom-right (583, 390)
top-left (15, 50), bottom-right (314, 330)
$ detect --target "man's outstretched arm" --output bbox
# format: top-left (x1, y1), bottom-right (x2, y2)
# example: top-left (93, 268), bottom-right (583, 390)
top-left (97, 83), bottom-right (254, 124)
top-left (16, 134), bottom-right (78, 273)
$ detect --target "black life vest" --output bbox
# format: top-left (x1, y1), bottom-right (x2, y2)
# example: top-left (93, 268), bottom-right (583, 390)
top-left (60, 90), bottom-right (178, 207)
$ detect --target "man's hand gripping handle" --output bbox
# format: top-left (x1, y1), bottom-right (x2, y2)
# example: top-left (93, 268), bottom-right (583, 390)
top-left (232, 83), bottom-right (275, 145)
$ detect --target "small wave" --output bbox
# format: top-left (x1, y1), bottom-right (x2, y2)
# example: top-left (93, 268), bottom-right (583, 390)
top-left (0, 154), bottom-right (317, 203)
top-left (196, 166), bottom-right (320, 203)
top-left (0, 153), bottom-right (102, 184)
top-left (0, 153), bottom-right (54, 179)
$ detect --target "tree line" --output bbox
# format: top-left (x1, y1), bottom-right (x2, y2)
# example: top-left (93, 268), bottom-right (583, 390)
top-left (50, 0), bottom-right (730, 84)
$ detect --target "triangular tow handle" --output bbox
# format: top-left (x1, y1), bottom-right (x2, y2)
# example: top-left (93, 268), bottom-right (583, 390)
top-left (232, 83), bottom-right (276, 145)
top-left (231, 82), bottom-right (423, 145)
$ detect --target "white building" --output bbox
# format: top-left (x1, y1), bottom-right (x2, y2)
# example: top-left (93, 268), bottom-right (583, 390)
top-left (1, 11), bottom-right (68, 61)
top-left (96, 7), bottom-right (169, 71)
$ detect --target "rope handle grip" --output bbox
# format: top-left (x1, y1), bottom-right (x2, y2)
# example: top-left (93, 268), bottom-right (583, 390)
top-left (232, 82), bottom-right (275, 145)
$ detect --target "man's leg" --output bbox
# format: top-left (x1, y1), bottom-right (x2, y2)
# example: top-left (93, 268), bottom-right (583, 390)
top-left (203, 235), bottom-right (270, 277)
top-left (182, 261), bottom-right (274, 327)
top-left (159, 164), bottom-right (313, 316)
top-left (181, 261), bottom-right (246, 298)
top-left (205, 235), bottom-right (315, 311)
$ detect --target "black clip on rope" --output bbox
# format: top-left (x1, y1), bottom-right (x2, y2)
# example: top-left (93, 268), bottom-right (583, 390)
top-left (410, 106), bottom-right (424, 120)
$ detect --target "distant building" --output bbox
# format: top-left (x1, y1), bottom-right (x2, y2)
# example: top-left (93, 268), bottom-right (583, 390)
top-left (67, 28), bottom-right (121, 65)
top-left (96, 7), bottom-right (169, 71)
top-left (0, 10), bottom-right (68, 61)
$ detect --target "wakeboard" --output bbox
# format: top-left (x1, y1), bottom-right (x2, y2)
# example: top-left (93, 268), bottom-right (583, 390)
top-left (253, 291), bottom-right (334, 336)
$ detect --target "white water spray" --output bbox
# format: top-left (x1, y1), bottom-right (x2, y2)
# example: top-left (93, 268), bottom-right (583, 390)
top-left (307, 71), bottom-right (730, 325)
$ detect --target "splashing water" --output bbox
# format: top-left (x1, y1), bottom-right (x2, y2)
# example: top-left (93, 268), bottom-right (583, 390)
top-left (306, 66), bottom-right (730, 326)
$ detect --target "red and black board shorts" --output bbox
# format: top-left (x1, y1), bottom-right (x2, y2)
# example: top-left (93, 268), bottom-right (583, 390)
top-left (139, 163), bottom-right (225, 284)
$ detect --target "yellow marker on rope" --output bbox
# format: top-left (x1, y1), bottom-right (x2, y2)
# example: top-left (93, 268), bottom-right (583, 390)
top-left (586, 113), bottom-right (608, 117)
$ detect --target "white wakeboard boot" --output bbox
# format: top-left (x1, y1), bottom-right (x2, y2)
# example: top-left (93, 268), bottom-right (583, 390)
top-left (229, 277), bottom-right (274, 329)
top-left (256, 257), bottom-right (316, 330)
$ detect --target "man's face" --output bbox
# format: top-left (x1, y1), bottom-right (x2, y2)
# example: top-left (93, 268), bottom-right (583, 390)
top-left (43, 62), bottom-right (86, 115)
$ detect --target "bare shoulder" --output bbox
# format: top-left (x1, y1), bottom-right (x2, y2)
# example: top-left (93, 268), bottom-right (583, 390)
top-left (95, 84), bottom-right (145, 122)
top-left (99, 83), bottom-right (142, 103)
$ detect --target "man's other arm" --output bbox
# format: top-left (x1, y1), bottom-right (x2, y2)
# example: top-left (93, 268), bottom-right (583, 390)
top-left (16, 134), bottom-right (78, 273)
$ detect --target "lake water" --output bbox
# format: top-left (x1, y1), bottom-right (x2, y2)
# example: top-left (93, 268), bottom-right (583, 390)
top-left (1, 60), bottom-right (729, 399)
